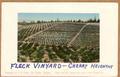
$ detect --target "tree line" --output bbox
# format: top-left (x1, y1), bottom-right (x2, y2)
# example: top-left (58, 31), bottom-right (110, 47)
top-left (18, 18), bottom-right (100, 25)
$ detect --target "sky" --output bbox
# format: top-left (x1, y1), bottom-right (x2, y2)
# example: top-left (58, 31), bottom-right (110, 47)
top-left (18, 13), bottom-right (99, 22)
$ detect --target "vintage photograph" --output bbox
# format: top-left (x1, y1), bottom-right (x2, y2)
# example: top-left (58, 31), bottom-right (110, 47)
top-left (18, 13), bottom-right (100, 62)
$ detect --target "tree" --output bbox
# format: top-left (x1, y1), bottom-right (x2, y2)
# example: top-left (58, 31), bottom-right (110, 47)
top-left (51, 20), bottom-right (54, 22)
top-left (37, 20), bottom-right (41, 23)
top-left (73, 20), bottom-right (76, 22)
top-left (77, 19), bottom-right (81, 22)
top-left (93, 17), bottom-right (97, 22)
top-left (97, 19), bottom-right (100, 22)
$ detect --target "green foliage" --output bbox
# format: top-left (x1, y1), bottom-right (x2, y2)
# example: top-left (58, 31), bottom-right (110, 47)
top-left (79, 47), bottom-right (99, 62)
top-left (18, 42), bottom-right (99, 62)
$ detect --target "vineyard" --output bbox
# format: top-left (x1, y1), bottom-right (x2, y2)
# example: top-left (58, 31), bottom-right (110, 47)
top-left (18, 22), bottom-right (99, 62)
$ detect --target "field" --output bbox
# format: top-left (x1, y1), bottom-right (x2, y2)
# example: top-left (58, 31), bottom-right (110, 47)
top-left (18, 22), bottom-right (99, 62)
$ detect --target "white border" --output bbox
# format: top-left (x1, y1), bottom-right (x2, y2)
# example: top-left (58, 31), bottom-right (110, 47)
top-left (1, 2), bottom-right (118, 76)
